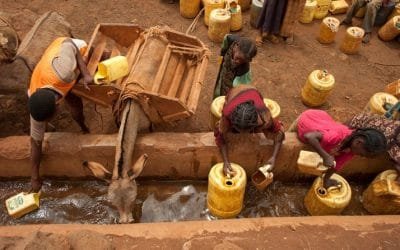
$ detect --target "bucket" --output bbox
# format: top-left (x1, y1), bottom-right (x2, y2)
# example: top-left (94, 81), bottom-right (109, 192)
top-left (314, 0), bottom-right (332, 19)
top-left (94, 55), bottom-right (129, 84)
top-left (378, 16), bottom-right (400, 42)
top-left (207, 163), bottom-right (247, 219)
top-left (251, 164), bottom-right (274, 191)
top-left (339, 27), bottom-right (365, 55)
top-left (317, 17), bottom-right (340, 44)
top-left (250, 0), bottom-right (265, 27)
top-left (388, 3), bottom-right (400, 20)
top-left (362, 170), bottom-right (400, 214)
top-left (208, 8), bottom-right (231, 42)
top-left (363, 92), bottom-right (398, 115)
top-left (301, 69), bottom-right (335, 107)
top-left (5, 192), bottom-right (40, 219)
top-left (328, 0), bottom-right (349, 15)
top-left (238, 0), bottom-right (251, 11)
top-left (384, 79), bottom-right (400, 98)
top-left (204, 0), bottom-right (226, 26)
top-left (297, 150), bottom-right (329, 176)
top-left (304, 173), bottom-right (352, 215)
top-left (230, 3), bottom-right (243, 31)
top-left (180, 0), bottom-right (201, 19)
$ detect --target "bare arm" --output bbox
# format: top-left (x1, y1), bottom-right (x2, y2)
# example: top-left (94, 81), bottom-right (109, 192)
top-left (263, 130), bottom-right (284, 171)
top-left (395, 163), bottom-right (400, 183)
top-left (30, 138), bottom-right (42, 192)
top-left (303, 131), bottom-right (335, 168)
top-left (67, 39), bottom-right (93, 89)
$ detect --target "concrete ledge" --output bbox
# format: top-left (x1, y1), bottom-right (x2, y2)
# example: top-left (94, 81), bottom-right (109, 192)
top-left (0, 216), bottom-right (399, 248)
top-left (0, 132), bottom-right (394, 180)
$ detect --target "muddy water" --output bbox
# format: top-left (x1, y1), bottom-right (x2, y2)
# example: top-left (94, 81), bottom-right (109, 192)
top-left (0, 180), bottom-right (368, 225)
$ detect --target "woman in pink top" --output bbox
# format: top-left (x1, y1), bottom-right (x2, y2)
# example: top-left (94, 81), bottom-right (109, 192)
top-left (295, 110), bottom-right (387, 188)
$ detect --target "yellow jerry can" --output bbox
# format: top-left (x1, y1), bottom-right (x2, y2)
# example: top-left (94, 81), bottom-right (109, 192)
top-left (328, 0), bottom-right (349, 15)
top-left (207, 163), bottom-right (247, 219)
top-left (238, 0), bottom-right (251, 11)
top-left (94, 55), bottom-right (129, 85)
top-left (304, 173), bottom-right (352, 215)
top-left (317, 17), bottom-right (340, 44)
top-left (208, 8), bottom-right (231, 43)
top-left (300, 0), bottom-right (318, 24)
top-left (363, 92), bottom-right (398, 115)
top-left (251, 164), bottom-right (274, 191)
top-left (301, 69), bottom-right (335, 107)
top-left (180, 0), bottom-right (201, 19)
top-left (378, 16), bottom-right (400, 42)
top-left (340, 27), bottom-right (365, 55)
top-left (314, 0), bottom-right (332, 19)
top-left (5, 192), bottom-right (40, 219)
top-left (384, 79), bottom-right (400, 98)
top-left (230, 4), bottom-right (243, 31)
top-left (204, 0), bottom-right (226, 26)
top-left (362, 170), bottom-right (400, 215)
top-left (297, 150), bottom-right (329, 176)
top-left (388, 3), bottom-right (400, 21)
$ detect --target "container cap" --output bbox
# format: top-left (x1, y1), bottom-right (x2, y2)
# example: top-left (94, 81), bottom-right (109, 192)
top-left (347, 27), bottom-right (365, 38)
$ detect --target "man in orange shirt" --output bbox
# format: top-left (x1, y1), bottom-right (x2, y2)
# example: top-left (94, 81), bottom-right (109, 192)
top-left (28, 37), bottom-right (93, 192)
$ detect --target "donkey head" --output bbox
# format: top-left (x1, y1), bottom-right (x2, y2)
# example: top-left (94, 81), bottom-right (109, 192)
top-left (83, 154), bottom-right (148, 223)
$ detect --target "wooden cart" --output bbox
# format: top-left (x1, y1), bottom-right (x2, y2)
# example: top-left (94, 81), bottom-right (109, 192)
top-left (72, 23), bottom-right (209, 123)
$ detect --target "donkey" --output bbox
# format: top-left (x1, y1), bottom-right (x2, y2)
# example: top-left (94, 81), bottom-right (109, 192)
top-left (83, 99), bottom-right (150, 223)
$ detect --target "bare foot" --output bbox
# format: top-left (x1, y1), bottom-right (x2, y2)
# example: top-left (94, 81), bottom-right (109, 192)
top-left (255, 34), bottom-right (263, 46)
top-left (267, 34), bottom-right (280, 44)
top-left (362, 33), bottom-right (371, 43)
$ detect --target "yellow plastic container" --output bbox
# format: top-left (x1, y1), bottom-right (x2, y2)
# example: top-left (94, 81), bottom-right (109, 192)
top-left (362, 170), bottom-right (400, 214)
top-left (180, 0), bottom-right (201, 19)
top-left (300, 0), bottom-right (318, 24)
top-left (317, 17), bottom-right (340, 44)
top-left (5, 192), bottom-right (40, 219)
top-left (384, 79), bottom-right (400, 98)
top-left (301, 69), bottom-right (335, 107)
top-left (314, 0), bottom-right (332, 19)
top-left (209, 96), bottom-right (281, 129)
top-left (363, 92), bottom-right (398, 115)
top-left (204, 0), bottom-right (226, 26)
top-left (355, 6), bottom-right (366, 18)
top-left (207, 163), bottom-right (247, 218)
top-left (328, 0), bottom-right (349, 15)
top-left (94, 55), bottom-right (129, 85)
top-left (230, 4), bottom-right (243, 31)
top-left (304, 173), bottom-right (352, 215)
top-left (238, 0), bottom-right (251, 11)
top-left (340, 27), bottom-right (365, 55)
top-left (297, 150), bottom-right (329, 176)
top-left (378, 16), bottom-right (400, 42)
top-left (388, 3), bottom-right (400, 20)
top-left (251, 164), bottom-right (274, 191)
top-left (250, 0), bottom-right (265, 27)
top-left (208, 8), bottom-right (231, 43)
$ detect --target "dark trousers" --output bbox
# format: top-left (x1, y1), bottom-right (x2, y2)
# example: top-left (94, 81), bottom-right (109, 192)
top-left (257, 0), bottom-right (287, 34)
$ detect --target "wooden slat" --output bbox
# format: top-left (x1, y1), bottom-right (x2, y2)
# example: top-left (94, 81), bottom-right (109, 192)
top-left (167, 56), bottom-right (186, 97)
top-left (123, 36), bottom-right (145, 85)
top-left (152, 47), bottom-right (171, 93)
top-left (84, 24), bottom-right (101, 58)
top-left (87, 34), bottom-right (107, 75)
top-left (162, 111), bottom-right (191, 122)
top-left (71, 84), bottom-right (120, 108)
top-left (110, 46), bottom-right (121, 57)
top-left (178, 61), bottom-right (196, 103)
top-left (187, 54), bottom-right (209, 112)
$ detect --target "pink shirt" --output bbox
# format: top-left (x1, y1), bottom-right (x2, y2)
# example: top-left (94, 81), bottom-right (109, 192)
top-left (297, 109), bottom-right (354, 171)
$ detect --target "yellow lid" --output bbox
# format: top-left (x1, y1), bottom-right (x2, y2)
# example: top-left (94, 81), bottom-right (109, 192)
top-left (263, 98), bottom-right (281, 119)
top-left (305, 0), bottom-right (317, 7)
top-left (314, 173), bottom-right (352, 203)
top-left (210, 8), bottom-right (231, 21)
top-left (308, 70), bottom-right (335, 91)
top-left (347, 27), bottom-right (365, 38)
top-left (369, 92), bottom-right (398, 114)
top-left (209, 162), bottom-right (246, 187)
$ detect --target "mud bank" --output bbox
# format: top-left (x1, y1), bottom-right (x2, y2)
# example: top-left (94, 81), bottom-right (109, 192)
top-left (0, 132), bottom-right (393, 180)
top-left (0, 216), bottom-right (399, 249)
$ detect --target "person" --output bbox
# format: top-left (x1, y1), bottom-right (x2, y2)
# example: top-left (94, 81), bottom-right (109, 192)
top-left (341, 0), bottom-right (398, 43)
top-left (28, 37), bottom-right (93, 192)
top-left (294, 109), bottom-right (387, 188)
top-left (348, 113), bottom-right (400, 182)
top-left (279, 0), bottom-right (306, 44)
top-left (214, 85), bottom-right (285, 176)
top-left (255, 0), bottom-right (288, 45)
top-left (214, 34), bottom-right (257, 99)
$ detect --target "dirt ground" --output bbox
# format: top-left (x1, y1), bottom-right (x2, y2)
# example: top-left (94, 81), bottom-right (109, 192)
top-left (0, 0), bottom-right (399, 137)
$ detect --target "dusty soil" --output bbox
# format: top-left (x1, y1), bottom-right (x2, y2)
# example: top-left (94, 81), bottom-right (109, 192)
top-left (1, 0), bottom-right (399, 137)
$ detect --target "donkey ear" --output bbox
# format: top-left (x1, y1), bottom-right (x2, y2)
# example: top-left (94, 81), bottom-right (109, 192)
top-left (83, 161), bottom-right (112, 183)
top-left (129, 154), bottom-right (148, 180)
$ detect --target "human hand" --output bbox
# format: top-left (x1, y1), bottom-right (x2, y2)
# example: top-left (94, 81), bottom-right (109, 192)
top-left (322, 155), bottom-right (336, 168)
top-left (265, 157), bottom-right (276, 172)
top-left (83, 75), bottom-right (94, 90)
top-left (323, 177), bottom-right (340, 189)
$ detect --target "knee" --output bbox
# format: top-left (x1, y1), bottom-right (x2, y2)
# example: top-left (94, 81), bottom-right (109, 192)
top-left (367, 1), bottom-right (382, 11)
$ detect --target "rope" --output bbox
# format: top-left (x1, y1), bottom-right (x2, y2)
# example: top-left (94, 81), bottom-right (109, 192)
top-left (186, 8), bottom-right (205, 35)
